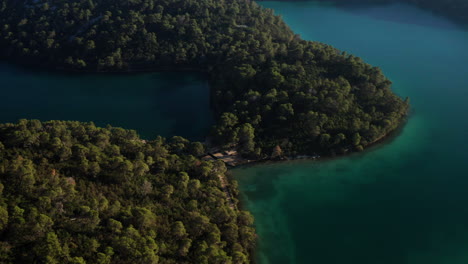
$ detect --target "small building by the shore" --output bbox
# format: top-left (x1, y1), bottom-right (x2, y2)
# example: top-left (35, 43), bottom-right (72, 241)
top-left (201, 155), bottom-right (215, 161)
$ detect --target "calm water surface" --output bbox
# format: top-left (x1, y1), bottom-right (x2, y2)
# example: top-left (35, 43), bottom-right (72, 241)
top-left (234, 2), bottom-right (468, 264)
top-left (0, 65), bottom-right (212, 140)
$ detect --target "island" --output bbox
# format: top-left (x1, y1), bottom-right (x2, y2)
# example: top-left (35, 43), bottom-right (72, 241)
top-left (0, 0), bottom-right (412, 263)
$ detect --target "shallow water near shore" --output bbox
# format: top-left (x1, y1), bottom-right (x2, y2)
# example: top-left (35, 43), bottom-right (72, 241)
top-left (234, 2), bottom-right (468, 264)
top-left (0, 64), bottom-right (212, 140)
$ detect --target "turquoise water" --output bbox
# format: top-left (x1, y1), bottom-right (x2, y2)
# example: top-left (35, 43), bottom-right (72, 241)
top-left (234, 2), bottom-right (468, 264)
top-left (0, 64), bottom-right (212, 140)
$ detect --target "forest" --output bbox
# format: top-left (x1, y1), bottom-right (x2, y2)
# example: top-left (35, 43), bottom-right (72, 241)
top-left (0, 120), bottom-right (255, 263)
top-left (0, 0), bottom-right (415, 263)
top-left (0, 0), bottom-right (408, 158)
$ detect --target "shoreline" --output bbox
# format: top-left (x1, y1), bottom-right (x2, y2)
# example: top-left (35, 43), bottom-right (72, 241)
top-left (0, 57), bottom-right (210, 75)
top-left (1, 31), bottom-right (408, 264)
top-left (229, 116), bottom-right (409, 264)
top-left (0, 55), bottom-right (409, 171)
top-left (226, 114), bottom-right (409, 170)
top-left (0, 0), bottom-right (417, 262)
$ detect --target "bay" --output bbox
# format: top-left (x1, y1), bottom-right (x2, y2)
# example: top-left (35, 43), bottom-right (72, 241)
top-left (234, 2), bottom-right (468, 264)
top-left (0, 64), bottom-right (213, 140)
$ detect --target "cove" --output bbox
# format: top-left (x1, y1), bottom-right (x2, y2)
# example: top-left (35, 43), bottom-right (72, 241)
top-left (234, 2), bottom-right (468, 264)
top-left (0, 63), bottom-right (213, 140)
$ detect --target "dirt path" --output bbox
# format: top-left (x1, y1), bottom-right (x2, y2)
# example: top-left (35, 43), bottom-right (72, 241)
top-left (217, 174), bottom-right (237, 210)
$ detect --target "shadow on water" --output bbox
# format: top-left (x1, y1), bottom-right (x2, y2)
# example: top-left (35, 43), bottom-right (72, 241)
top-left (336, 3), bottom-right (460, 30)
top-left (0, 62), bottom-right (214, 141)
top-left (274, 1), bottom-right (462, 30)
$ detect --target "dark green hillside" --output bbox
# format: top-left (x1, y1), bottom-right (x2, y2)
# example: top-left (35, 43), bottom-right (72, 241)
top-left (0, 120), bottom-right (255, 264)
top-left (0, 0), bottom-right (408, 157)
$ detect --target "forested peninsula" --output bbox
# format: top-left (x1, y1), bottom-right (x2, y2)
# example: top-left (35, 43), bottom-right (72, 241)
top-left (0, 120), bottom-right (255, 263)
top-left (0, 0), bottom-right (408, 158)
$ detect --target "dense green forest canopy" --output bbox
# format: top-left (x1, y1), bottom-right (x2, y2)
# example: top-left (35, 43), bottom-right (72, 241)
top-left (0, 0), bottom-right (408, 158)
top-left (0, 120), bottom-right (255, 263)
top-left (0, 0), bottom-right (413, 262)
